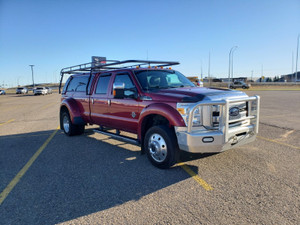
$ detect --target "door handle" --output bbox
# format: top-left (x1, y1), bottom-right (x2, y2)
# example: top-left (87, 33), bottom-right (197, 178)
top-left (92, 98), bottom-right (94, 104)
top-left (108, 100), bottom-right (111, 106)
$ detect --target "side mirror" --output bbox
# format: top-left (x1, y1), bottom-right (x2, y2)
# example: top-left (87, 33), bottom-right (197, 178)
top-left (113, 82), bottom-right (125, 99)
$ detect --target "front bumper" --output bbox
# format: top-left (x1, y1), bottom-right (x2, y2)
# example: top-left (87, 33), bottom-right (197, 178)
top-left (175, 125), bottom-right (256, 153)
top-left (34, 91), bottom-right (46, 94)
top-left (175, 96), bottom-right (260, 153)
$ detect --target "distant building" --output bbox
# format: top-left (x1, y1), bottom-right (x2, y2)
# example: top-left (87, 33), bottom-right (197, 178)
top-left (280, 72), bottom-right (300, 82)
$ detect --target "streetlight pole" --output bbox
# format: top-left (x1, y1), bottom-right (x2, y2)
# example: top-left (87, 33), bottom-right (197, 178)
top-left (295, 34), bottom-right (300, 82)
top-left (292, 52), bottom-right (294, 74)
top-left (228, 46), bottom-right (238, 88)
top-left (29, 65), bottom-right (35, 88)
top-left (200, 60), bottom-right (203, 80)
top-left (208, 51), bottom-right (211, 86)
top-left (17, 76), bottom-right (21, 87)
top-left (261, 64), bottom-right (264, 82)
top-left (231, 47), bottom-right (238, 81)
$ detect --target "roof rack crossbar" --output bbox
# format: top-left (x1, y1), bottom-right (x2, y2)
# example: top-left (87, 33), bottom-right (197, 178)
top-left (59, 59), bottom-right (179, 93)
top-left (61, 60), bottom-right (179, 74)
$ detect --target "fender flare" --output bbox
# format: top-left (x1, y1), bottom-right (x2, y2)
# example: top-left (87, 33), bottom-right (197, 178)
top-left (60, 98), bottom-right (85, 125)
top-left (138, 103), bottom-right (185, 140)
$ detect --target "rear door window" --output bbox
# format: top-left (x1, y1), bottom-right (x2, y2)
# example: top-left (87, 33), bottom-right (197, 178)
top-left (67, 76), bottom-right (89, 92)
top-left (95, 74), bottom-right (111, 94)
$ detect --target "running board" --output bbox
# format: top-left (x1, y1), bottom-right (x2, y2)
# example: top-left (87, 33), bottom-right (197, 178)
top-left (94, 129), bottom-right (140, 146)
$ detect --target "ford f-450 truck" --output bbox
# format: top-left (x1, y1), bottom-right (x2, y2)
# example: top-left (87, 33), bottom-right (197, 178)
top-left (59, 59), bottom-right (260, 169)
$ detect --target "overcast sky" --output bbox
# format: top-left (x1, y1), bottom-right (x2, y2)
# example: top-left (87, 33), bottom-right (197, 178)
top-left (0, 0), bottom-right (299, 87)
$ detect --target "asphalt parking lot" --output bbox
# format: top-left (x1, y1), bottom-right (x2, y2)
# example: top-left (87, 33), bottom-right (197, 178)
top-left (0, 90), bottom-right (299, 225)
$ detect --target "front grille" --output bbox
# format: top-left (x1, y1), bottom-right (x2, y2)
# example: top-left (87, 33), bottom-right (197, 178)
top-left (212, 105), bottom-right (220, 128)
top-left (229, 102), bottom-right (248, 127)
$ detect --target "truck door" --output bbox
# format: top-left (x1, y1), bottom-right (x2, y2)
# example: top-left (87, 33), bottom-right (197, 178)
top-left (108, 72), bottom-right (140, 133)
top-left (90, 73), bottom-right (112, 127)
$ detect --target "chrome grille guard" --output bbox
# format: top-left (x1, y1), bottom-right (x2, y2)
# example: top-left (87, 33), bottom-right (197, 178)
top-left (187, 96), bottom-right (260, 142)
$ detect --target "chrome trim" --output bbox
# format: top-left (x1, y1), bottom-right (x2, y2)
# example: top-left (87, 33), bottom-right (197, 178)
top-left (187, 100), bottom-right (226, 133)
top-left (63, 115), bottom-right (70, 133)
top-left (93, 129), bottom-right (140, 146)
top-left (186, 96), bottom-right (260, 143)
top-left (148, 133), bottom-right (167, 163)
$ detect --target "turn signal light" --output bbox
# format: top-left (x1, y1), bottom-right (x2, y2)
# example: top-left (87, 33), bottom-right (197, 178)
top-left (177, 108), bottom-right (185, 114)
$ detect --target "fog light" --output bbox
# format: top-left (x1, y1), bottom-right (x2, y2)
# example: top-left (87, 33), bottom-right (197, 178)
top-left (202, 137), bottom-right (214, 143)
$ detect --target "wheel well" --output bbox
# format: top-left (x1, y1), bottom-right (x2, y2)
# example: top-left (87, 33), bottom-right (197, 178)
top-left (60, 106), bottom-right (69, 116)
top-left (140, 114), bottom-right (170, 153)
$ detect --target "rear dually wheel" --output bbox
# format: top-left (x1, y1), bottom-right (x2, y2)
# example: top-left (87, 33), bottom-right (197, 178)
top-left (61, 111), bottom-right (84, 136)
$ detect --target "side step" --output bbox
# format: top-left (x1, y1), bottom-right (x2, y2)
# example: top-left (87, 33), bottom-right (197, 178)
top-left (94, 129), bottom-right (140, 146)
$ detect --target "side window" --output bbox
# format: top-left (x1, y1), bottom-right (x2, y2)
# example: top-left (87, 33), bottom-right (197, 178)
top-left (67, 76), bottom-right (89, 92)
top-left (95, 75), bottom-right (111, 94)
top-left (62, 77), bottom-right (72, 93)
top-left (114, 74), bottom-right (136, 98)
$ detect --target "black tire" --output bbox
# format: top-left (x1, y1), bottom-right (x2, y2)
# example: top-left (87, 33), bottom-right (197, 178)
top-left (242, 86), bottom-right (246, 89)
top-left (60, 111), bottom-right (84, 136)
top-left (144, 125), bottom-right (179, 169)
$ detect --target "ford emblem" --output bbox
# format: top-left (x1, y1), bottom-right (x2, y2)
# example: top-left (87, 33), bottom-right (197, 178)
top-left (229, 107), bottom-right (240, 117)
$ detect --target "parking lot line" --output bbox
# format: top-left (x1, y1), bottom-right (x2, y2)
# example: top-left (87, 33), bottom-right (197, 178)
top-left (0, 119), bottom-right (15, 127)
top-left (0, 126), bottom-right (59, 205)
top-left (177, 162), bottom-right (213, 191)
top-left (257, 136), bottom-right (300, 150)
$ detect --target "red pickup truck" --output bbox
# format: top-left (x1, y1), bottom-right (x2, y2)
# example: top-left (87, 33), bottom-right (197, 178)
top-left (59, 59), bottom-right (260, 168)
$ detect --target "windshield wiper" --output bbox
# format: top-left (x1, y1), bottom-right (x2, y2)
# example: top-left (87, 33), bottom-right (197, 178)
top-left (149, 86), bottom-right (169, 89)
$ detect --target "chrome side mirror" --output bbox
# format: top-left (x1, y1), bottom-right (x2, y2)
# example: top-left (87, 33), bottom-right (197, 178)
top-left (113, 82), bottom-right (125, 99)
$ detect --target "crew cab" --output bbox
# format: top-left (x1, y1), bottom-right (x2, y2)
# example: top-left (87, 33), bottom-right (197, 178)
top-left (59, 59), bottom-right (260, 168)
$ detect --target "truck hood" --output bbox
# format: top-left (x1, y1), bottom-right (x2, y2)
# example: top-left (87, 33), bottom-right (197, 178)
top-left (147, 87), bottom-right (248, 102)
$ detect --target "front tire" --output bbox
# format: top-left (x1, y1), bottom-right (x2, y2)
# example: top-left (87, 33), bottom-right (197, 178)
top-left (144, 125), bottom-right (179, 169)
top-left (61, 111), bottom-right (84, 136)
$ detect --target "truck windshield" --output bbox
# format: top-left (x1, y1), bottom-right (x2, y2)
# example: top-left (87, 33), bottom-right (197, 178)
top-left (135, 70), bottom-right (195, 91)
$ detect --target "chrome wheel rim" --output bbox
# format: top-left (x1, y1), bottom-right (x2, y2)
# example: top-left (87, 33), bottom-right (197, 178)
top-left (148, 133), bottom-right (167, 163)
top-left (63, 115), bottom-right (70, 133)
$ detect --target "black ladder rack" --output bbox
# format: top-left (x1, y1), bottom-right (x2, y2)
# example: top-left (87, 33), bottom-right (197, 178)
top-left (59, 59), bottom-right (179, 93)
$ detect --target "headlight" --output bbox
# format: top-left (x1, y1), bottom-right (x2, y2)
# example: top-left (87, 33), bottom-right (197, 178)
top-left (192, 107), bottom-right (202, 127)
top-left (176, 103), bottom-right (202, 127)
